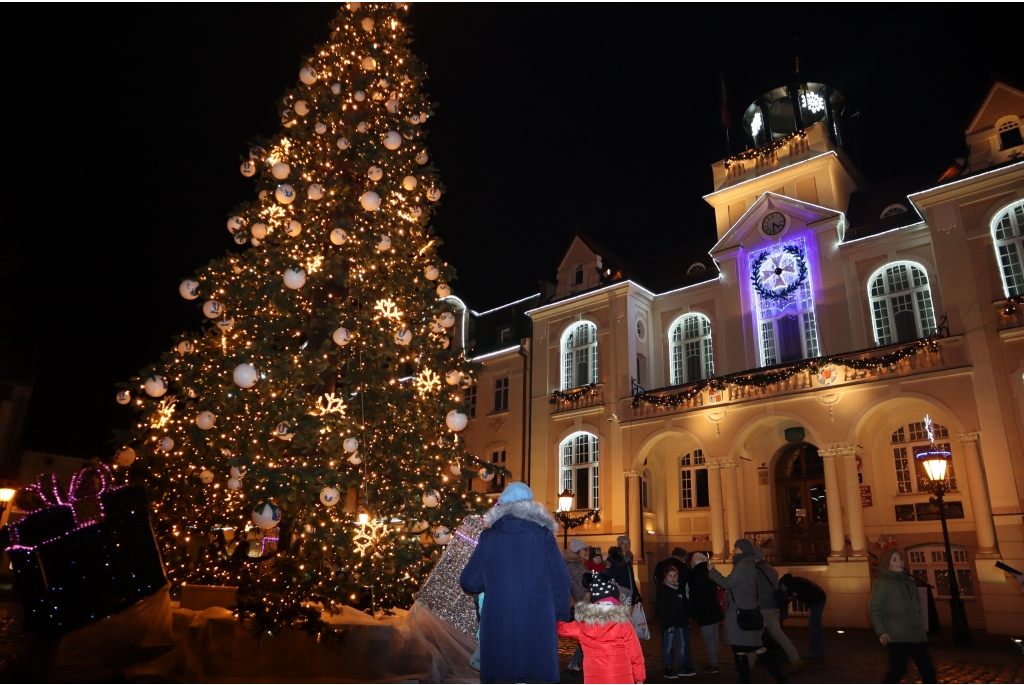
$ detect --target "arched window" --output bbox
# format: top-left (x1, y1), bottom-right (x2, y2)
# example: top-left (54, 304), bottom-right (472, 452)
top-left (687, 262), bottom-right (707, 274)
top-left (562, 322), bottom-right (598, 390)
top-left (669, 314), bottom-right (714, 385)
top-left (890, 420), bottom-right (956, 494)
top-left (868, 262), bottom-right (937, 345)
top-left (992, 200), bottom-right (1024, 297)
top-left (997, 117), bottom-right (1023, 151)
top-left (560, 432), bottom-right (599, 510)
top-left (880, 204), bottom-right (908, 219)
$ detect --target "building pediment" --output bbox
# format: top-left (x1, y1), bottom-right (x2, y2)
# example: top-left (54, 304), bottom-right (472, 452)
top-left (710, 192), bottom-right (842, 257)
top-left (965, 82), bottom-right (1024, 136)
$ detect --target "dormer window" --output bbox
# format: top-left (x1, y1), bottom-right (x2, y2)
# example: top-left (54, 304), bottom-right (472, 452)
top-left (998, 117), bottom-right (1023, 151)
top-left (499, 326), bottom-right (513, 345)
top-left (880, 204), bottom-right (908, 219)
top-left (574, 263), bottom-right (584, 286)
top-left (686, 262), bottom-right (707, 274)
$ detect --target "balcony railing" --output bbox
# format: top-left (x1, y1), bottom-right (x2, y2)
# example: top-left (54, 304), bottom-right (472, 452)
top-left (745, 529), bottom-right (830, 566)
top-left (550, 383), bottom-right (604, 414)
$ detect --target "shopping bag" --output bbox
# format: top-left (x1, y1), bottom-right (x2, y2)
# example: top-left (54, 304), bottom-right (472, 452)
top-left (631, 602), bottom-right (651, 640)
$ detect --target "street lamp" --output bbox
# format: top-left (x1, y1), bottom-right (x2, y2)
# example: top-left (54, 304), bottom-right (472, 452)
top-left (915, 415), bottom-right (972, 646)
top-left (0, 488), bottom-right (15, 512)
top-left (552, 488), bottom-right (600, 549)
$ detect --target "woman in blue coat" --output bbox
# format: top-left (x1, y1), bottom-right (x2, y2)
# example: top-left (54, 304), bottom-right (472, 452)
top-left (461, 482), bottom-right (571, 683)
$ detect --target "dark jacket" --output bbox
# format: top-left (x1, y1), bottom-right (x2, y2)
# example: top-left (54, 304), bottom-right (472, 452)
top-left (688, 561), bottom-right (724, 626)
top-left (754, 560), bottom-right (780, 611)
top-left (869, 567), bottom-right (928, 643)
top-left (562, 548), bottom-right (588, 603)
top-left (606, 549), bottom-right (642, 605)
top-left (461, 500), bottom-right (571, 684)
top-left (710, 556), bottom-right (762, 647)
top-left (657, 581), bottom-right (690, 628)
top-left (654, 556), bottom-right (690, 587)
top-left (780, 574), bottom-right (827, 607)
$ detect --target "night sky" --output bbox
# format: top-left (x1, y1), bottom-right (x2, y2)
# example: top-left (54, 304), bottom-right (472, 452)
top-left (1, 4), bottom-right (1021, 460)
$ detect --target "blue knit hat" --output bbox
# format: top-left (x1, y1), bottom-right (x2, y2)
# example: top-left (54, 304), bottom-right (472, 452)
top-left (497, 481), bottom-right (533, 504)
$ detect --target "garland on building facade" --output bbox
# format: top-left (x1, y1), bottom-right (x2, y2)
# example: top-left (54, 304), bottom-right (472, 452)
top-left (550, 383), bottom-right (600, 404)
top-left (724, 129), bottom-right (807, 168)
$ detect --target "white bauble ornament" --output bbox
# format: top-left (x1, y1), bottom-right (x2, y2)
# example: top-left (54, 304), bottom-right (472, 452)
top-left (330, 228), bottom-right (348, 245)
top-left (410, 206), bottom-right (423, 220)
top-left (367, 166), bottom-right (383, 181)
top-left (422, 490), bottom-right (440, 508)
top-left (356, 121), bottom-right (368, 133)
top-left (383, 131), bottom-right (402, 150)
top-left (116, 389), bottom-right (131, 405)
top-left (319, 486), bottom-right (341, 507)
top-left (441, 336), bottom-right (451, 350)
top-left (275, 421), bottom-right (293, 440)
top-left (220, 448), bottom-right (233, 457)
top-left (233, 363), bottom-right (258, 388)
top-left (307, 183), bottom-right (325, 200)
top-left (203, 300), bottom-right (222, 318)
top-left (479, 468), bottom-right (494, 482)
top-left (252, 502), bottom-right (281, 529)
top-left (232, 265), bottom-right (243, 274)
top-left (410, 113), bottom-right (421, 125)
top-left (436, 283), bottom-right (452, 298)
top-left (281, 109), bottom-right (294, 123)
top-left (415, 150), bottom-right (429, 165)
top-left (347, 452), bottom-right (362, 465)
top-left (196, 411), bottom-right (217, 430)
top-left (285, 219), bottom-right (302, 237)
top-left (361, 57), bottom-right (377, 71)
top-left (144, 375), bottom-right (168, 397)
top-left (426, 187), bottom-right (441, 202)
top-left (115, 448), bottom-right (136, 467)
top-left (379, 78), bottom-right (390, 88)
top-left (332, 327), bottom-right (351, 346)
top-left (233, 233), bottom-right (249, 245)
top-left (294, 100), bottom-right (309, 115)
top-left (251, 222), bottom-right (268, 240)
top-left (249, 146), bottom-right (266, 160)
top-left (200, 469), bottom-right (215, 484)
top-left (449, 463), bottom-right (462, 476)
top-left (359, 191), bottom-right (381, 211)
top-left (402, 175), bottom-right (417, 190)
top-left (176, 340), bottom-right (194, 354)
top-left (179, 279), bottom-right (200, 300)
top-left (258, 190), bottom-right (268, 201)
top-left (314, 122), bottom-right (327, 135)
top-left (429, 319), bottom-right (444, 334)
top-left (331, 82), bottom-right (342, 95)
top-left (227, 216), bottom-right (244, 234)
top-left (432, 526), bottom-right (452, 546)
top-left (394, 328), bottom-right (412, 346)
top-left (376, 235), bottom-right (392, 251)
top-left (283, 268), bottom-right (307, 289)
top-left (230, 465), bottom-right (246, 479)
top-left (386, 98), bottom-right (400, 114)
top-left (411, 519), bottom-right (429, 533)
top-left (159, 437), bottom-right (174, 452)
top-left (186, 387), bottom-right (198, 399)
top-left (360, 16), bottom-right (374, 31)
top-left (445, 410), bottom-right (468, 432)
top-left (299, 65), bottom-right (317, 84)
top-left (271, 162), bottom-right (290, 180)
top-left (439, 312), bottom-right (456, 328)
top-left (343, 437), bottom-right (360, 453)
top-left (240, 160), bottom-right (256, 177)
top-left (275, 184), bottom-right (296, 204)
top-left (354, 90), bottom-right (366, 102)
top-left (337, 137), bottom-right (350, 150)
top-left (445, 370), bottom-right (462, 385)
top-left (227, 477), bottom-right (241, 491)
top-left (424, 265), bottom-right (439, 280)
top-left (216, 317), bottom-right (235, 332)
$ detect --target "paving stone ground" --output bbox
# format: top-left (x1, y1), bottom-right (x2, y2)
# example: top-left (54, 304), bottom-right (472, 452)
top-left (559, 614), bottom-right (1024, 684)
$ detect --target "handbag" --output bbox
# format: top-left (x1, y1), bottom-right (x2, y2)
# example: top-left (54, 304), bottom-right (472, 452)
top-left (731, 577), bottom-right (764, 632)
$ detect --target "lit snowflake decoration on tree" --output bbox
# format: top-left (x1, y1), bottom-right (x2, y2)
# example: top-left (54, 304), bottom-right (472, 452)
top-left (312, 392), bottom-right (347, 417)
top-left (373, 298), bottom-right (403, 321)
top-left (352, 519), bottom-right (391, 558)
top-left (751, 244), bottom-right (808, 302)
top-left (414, 368), bottom-right (442, 397)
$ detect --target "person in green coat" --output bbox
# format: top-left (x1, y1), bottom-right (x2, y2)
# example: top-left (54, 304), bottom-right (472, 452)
top-left (869, 547), bottom-right (936, 684)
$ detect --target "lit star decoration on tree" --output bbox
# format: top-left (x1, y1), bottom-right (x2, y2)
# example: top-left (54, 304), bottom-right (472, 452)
top-left (112, 2), bottom-right (502, 638)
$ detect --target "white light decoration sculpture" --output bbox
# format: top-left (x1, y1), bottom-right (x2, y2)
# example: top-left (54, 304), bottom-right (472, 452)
top-left (801, 91), bottom-right (825, 114)
top-left (750, 110), bottom-right (763, 139)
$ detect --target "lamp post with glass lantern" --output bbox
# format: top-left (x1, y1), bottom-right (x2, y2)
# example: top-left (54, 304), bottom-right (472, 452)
top-left (552, 488), bottom-right (600, 550)
top-left (915, 415), bottom-right (972, 646)
top-left (0, 486), bottom-right (16, 529)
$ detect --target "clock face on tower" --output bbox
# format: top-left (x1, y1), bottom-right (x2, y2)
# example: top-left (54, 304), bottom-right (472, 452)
top-left (761, 211), bottom-right (787, 236)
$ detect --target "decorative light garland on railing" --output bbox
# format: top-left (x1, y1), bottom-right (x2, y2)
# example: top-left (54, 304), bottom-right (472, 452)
top-left (552, 508), bottom-right (601, 532)
top-left (724, 130), bottom-right (807, 168)
top-left (550, 383), bottom-right (600, 405)
top-left (632, 338), bottom-right (941, 409)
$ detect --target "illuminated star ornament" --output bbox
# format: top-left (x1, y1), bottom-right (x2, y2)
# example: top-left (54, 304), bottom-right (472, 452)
top-left (414, 368), bottom-right (441, 397)
top-left (313, 392), bottom-right (347, 417)
top-left (352, 518), bottom-right (390, 558)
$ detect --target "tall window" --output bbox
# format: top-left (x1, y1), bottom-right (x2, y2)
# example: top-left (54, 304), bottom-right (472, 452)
top-left (490, 449), bottom-right (507, 490)
top-left (670, 314), bottom-right (714, 385)
top-left (493, 376), bottom-right (509, 412)
top-left (574, 263), bottom-right (584, 285)
top-left (641, 468), bottom-right (652, 510)
top-left (462, 384), bottom-right (477, 418)
top-left (868, 262), bottom-right (937, 345)
top-left (560, 432), bottom-right (599, 510)
top-left (891, 421), bottom-right (956, 494)
top-left (992, 200), bottom-right (1024, 297)
top-left (562, 322), bottom-right (598, 390)
top-left (908, 544), bottom-right (974, 597)
top-left (679, 449), bottom-right (709, 509)
top-left (750, 238), bottom-right (820, 366)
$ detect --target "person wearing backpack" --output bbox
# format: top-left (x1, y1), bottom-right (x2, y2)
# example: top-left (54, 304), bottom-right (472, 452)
top-left (707, 540), bottom-right (789, 684)
top-left (753, 547), bottom-right (801, 669)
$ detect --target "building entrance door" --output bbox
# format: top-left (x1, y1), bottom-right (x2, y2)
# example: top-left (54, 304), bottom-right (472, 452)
top-left (774, 442), bottom-right (830, 564)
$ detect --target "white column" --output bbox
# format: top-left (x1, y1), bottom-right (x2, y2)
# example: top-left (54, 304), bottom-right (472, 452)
top-left (840, 447), bottom-right (867, 555)
top-left (625, 470), bottom-right (643, 558)
top-left (723, 460), bottom-right (742, 552)
top-left (708, 462), bottom-right (726, 560)
top-left (820, 449), bottom-right (846, 557)
top-left (958, 432), bottom-right (998, 554)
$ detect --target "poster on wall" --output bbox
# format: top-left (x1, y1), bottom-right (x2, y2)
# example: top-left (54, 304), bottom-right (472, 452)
top-left (915, 500), bottom-right (965, 521)
top-left (895, 504), bottom-right (917, 521)
top-left (860, 485), bottom-right (873, 507)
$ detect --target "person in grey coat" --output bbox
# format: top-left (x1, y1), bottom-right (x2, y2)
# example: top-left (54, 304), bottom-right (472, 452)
top-left (754, 547), bottom-right (801, 668)
top-left (708, 540), bottom-right (789, 684)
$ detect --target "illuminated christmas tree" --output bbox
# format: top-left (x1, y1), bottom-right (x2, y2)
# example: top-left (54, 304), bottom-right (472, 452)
top-left (113, 2), bottom-right (492, 635)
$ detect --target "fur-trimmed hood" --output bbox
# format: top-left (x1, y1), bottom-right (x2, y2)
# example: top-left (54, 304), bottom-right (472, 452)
top-left (571, 600), bottom-right (633, 625)
top-left (484, 499), bottom-right (559, 533)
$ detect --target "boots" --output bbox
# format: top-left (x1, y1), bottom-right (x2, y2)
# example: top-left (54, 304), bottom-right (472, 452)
top-left (757, 650), bottom-right (790, 684)
top-left (734, 654), bottom-right (750, 684)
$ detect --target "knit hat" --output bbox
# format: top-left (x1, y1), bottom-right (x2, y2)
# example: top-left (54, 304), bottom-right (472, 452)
top-left (692, 552), bottom-right (709, 565)
top-left (671, 547), bottom-right (688, 558)
top-left (569, 538), bottom-right (587, 554)
top-left (584, 571), bottom-right (620, 604)
top-left (497, 482), bottom-right (533, 504)
top-left (881, 546), bottom-right (905, 572)
top-left (753, 546), bottom-right (765, 561)
top-left (734, 539), bottom-right (754, 556)
top-left (616, 535), bottom-right (631, 546)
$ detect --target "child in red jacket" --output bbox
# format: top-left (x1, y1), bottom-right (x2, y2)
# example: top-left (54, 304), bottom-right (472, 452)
top-left (557, 572), bottom-right (646, 684)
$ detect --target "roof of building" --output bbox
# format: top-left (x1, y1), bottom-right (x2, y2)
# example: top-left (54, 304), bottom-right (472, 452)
top-left (468, 293), bottom-right (540, 358)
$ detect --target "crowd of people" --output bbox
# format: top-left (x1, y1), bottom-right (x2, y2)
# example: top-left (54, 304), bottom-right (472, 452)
top-left (460, 483), bottom-right (935, 684)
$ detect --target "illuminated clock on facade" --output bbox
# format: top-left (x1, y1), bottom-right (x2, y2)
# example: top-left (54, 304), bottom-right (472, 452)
top-left (761, 211), bottom-right (787, 236)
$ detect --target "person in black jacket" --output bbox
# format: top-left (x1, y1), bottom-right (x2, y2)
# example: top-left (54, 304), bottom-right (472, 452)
top-left (654, 547), bottom-right (690, 586)
top-left (606, 546), bottom-right (642, 607)
top-left (688, 553), bottom-right (724, 674)
top-left (657, 566), bottom-right (694, 678)
top-left (779, 573), bottom-right (827, 659)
